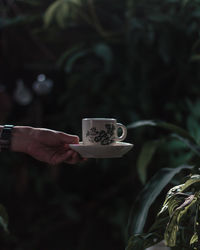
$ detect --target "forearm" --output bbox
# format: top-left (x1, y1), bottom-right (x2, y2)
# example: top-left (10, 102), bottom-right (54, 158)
top-left (0, 125), bottom-right (33, 153)
top-left (0, 125), bottom-right (82, 164)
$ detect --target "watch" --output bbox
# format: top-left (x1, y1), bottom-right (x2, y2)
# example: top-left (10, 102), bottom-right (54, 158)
top-left (0, 125), bottom-right (14, 151)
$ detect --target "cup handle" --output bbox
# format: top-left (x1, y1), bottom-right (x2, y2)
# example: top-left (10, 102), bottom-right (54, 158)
top-left (116, 123), bottom-right (127, 142)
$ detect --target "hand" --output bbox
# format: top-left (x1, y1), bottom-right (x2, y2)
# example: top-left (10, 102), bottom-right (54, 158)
top-left (11, 126), bottom-right (85, 165)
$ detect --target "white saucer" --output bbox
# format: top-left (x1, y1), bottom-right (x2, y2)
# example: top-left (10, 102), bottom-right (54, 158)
top-left (69, 142), bottom-right (133, 158)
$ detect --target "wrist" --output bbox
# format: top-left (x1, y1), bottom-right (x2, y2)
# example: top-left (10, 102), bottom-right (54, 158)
top-left (11, 126), bottom-right (33, 153)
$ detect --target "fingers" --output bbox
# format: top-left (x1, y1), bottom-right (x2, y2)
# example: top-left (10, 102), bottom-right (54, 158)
top-left (64, 150), bottom-right (86, 165)
top-left (49, 144), bottom-right (85, 165)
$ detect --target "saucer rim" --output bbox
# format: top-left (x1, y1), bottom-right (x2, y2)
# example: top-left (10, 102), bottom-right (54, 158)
top-left (69, 142), bottom-right (134, 148)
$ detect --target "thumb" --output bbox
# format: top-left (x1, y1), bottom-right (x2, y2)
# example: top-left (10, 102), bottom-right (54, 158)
top-left (61, 133), bottom-right (79, 144)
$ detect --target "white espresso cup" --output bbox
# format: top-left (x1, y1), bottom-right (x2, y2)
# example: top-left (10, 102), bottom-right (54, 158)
top-left (82, 118), bottom-right (127, 145)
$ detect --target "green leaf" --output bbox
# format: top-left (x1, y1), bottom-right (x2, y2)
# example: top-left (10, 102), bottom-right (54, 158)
top-left (44, 0), bottom-right (62, 27)
top-left (159, 193), bottom-right (186, 218)
top-left (164, 139), bottom-right (194, 167)
top-left (128, 120), bottom-right (195, 143)
top-left (156, 176), bottom-right (200, 247)
top-left (127, 165), bottom-right (194, 237)
top-left (0, 204), bottom-right (9, 233)
top-left (56, 43), bottom-right (84, 67)
top-left (171, 134), bottom-right (200, 157)
top-left (178, 174), bottom-right (200, 192)
top-left (65, 49), bottom-right (90, 72)
top-left (128, 120), bottom-right (200, 157)
top-left (136, 140), bottom-right (161, 184)
top-left (126, 225), bottom-right (167, 250)
top-left (187, 115), bottom-right (200, 142)
top-left (161, 175), bottom-right (200, 209)
top-left (190, 232), bottom-right (198, 245)
top-left (164, 193), bottom-right (198, 247)
top-left (93, 43), bottom-right (113, 74)
top-left (44, 0), bottom-right (82, 28)
top-left (126, 234), bottom-right (146, 250)
top-left (186, 99), bottom-right (200, 118)
top-left (126, 233), bottom-right (161, 250)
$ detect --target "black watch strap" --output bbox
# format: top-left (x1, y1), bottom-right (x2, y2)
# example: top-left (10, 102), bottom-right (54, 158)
top-left (0, 125), bottom-right (14, 151)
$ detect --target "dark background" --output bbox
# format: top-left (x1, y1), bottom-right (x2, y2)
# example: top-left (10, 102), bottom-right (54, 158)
top-left (1, 0), bottom-right (200, 249)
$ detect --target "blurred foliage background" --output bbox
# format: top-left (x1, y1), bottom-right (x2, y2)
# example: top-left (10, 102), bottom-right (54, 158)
top-left (1, 0), bottom-right (200, 249)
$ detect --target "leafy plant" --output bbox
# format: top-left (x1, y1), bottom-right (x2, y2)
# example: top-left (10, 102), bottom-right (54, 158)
top-left (126, 120), bottom-right (200, 249)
